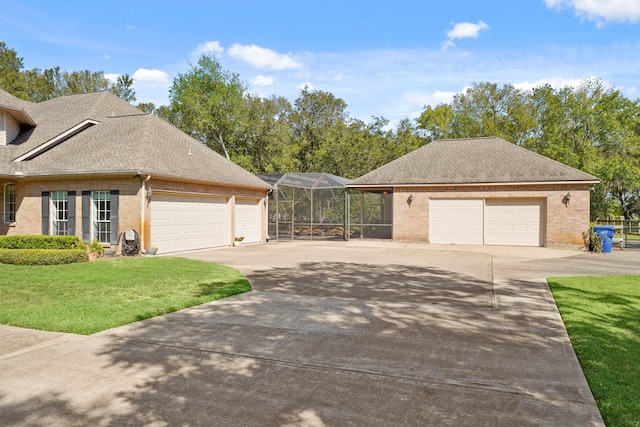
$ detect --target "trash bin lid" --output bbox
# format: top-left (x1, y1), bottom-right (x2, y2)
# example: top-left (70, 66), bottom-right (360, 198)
top-left (593, 225), bottom-right (616, 231)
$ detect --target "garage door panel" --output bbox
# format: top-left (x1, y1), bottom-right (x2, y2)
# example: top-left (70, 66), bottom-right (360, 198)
top-left (429, 199), bottom-right (484, 245)
top-left (485, 200), bottom-right (543, 247)
top-left (152, 195), bottom-right (229, 253)
top-left (235, 200), bottom-right (261, 244)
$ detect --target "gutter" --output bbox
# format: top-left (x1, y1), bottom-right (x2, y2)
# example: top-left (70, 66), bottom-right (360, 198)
top-left (4, 170), bottom-right (272, 192)
top-left (348, 180), bottom-right (601, 189)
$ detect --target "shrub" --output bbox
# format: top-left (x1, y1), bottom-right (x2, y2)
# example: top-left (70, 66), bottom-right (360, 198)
top-left (89, 239), bottom-right (104, 256)
top-left (587, 228), bottom-right (602, 253)
top-left (0, 235), bottom-right (83, 250)
top-left (0, 249), bottom-right (88, 265)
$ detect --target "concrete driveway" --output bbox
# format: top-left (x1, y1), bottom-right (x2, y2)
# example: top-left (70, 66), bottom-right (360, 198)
top-left (2, 240), bottom-right (635, 426)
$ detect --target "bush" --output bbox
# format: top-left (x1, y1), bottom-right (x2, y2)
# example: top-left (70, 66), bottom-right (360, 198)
top-left (0, 235), bottom-right (83, 250)
top-left (89, 239), bottom-right (104, 256)
top-left (0, 248), bottom-right (88, 265)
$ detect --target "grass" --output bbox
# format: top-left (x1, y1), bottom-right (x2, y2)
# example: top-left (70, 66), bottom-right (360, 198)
top-left (0, 257), bottom-right (251, 335)
top-left (548, 275), bottom-right (640, 427)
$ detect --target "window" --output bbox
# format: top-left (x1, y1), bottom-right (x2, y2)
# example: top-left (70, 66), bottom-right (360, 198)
top-left (4, 183), bottom-right (16, 223)
top-left (50, 191), bottom-right (69, 235)
top-left (92, 191), bottom-right (111, 243)
top-left (82, 190), bottom-right (118, 244)
top-left (42, 191), bottom-right (75, 236)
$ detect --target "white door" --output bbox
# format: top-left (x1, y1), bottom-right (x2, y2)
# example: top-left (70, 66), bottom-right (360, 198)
top-left (429, 199), bottom-right (484, 245)
top-left (235, 199), bottom-right (261, 243)
top-left (485, 200), bottom-right (543, 246)
top-left (151, 194), bottom-right (229, 253)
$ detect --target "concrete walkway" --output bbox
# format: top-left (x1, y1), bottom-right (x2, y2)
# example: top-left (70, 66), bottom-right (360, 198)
top-left (2, 240), bottom-right (635, 426)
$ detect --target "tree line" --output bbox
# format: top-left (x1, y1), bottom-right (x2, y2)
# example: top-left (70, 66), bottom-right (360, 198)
top-left (2, 42), bottom-right (640, 220)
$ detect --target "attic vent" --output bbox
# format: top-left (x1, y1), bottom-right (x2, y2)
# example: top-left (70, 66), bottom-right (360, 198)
top-left (13, 119), bottom-right (99, 162)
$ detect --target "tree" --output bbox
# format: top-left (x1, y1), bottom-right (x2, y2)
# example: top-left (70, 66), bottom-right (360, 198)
top-left (21, 66), bottom-right (64, 102)
top-left (108, 74), bottom-right (136, 103)
top-left (169, 55), bottom-right (247, 159)
top-left (0, 42), bottom-right (136, 103)
top-left (416, 83), bottom-right (536, 145)
top-left (234, 94), bottom-right (296, 173)
top-left (291, 87), bottom-right (348, 171)
top-left (528, 79), bottom-right (640, 219)
top-left (61, 70), bottom-right (109, 95)
top-left (0, 41), bottom-right (27, 99)
top-left (416, 104), bottom-right (455, 141)
top-left (449, 82), bottom-right (536, 145)
top-left (137, 102), bottom-right (156, 114)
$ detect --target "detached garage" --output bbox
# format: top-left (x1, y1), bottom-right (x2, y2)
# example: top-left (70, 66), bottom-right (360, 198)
top-left (349, 137), bottom-right (600, 248)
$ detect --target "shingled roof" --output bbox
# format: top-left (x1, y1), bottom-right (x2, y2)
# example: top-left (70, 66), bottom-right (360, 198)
top-left (0, 89), bottom-right (270, 190)
top-left (351, 137), bottom-right (599, 186)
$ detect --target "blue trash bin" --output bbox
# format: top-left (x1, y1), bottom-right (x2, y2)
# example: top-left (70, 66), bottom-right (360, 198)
top-left (593, 225), bottom-right (615, 253)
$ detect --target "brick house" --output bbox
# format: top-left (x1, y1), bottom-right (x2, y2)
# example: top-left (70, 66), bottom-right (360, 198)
top-left (0, 89), bottom-right (270, 253)
top-left (349, 137), bottom-right (600, 247)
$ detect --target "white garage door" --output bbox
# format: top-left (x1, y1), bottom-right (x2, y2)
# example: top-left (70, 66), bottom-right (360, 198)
top-left (235, 199), bottom-right (261, 243)
top-left (151, 194), bottom-right (229, 253)
top-left (429, 199), bottom-right (484, 245)
top-left (485, 200), bottom-right (543, 247)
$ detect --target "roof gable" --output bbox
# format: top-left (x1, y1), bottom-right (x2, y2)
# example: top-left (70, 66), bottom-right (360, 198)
top-left (351, 137), bottom-right (599, 186)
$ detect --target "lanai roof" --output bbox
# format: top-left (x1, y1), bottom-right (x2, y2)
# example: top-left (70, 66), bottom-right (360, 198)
top-left (350, 137), bottom-right (599, 186)
top-left (258, 172), bottom-right (351, 189)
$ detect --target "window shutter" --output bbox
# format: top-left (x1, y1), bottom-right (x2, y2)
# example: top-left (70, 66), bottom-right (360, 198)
top-left (110, 190), bottom-right (119, 244)
top-left (82, 191), bottom-right (90, 243)
top-left (68, 191), bottom-right (76, 236)
top-left (41, 192), bottom-right (50, 235)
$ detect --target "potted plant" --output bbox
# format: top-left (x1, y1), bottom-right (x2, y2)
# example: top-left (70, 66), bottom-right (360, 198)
top-left (234, 236), bottom-right (245, 246)
top-left (146, 246), bottom-right (158, 255)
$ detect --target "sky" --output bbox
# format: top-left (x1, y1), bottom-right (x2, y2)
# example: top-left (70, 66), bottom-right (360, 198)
top-left (1, 0), bottom-right (640, 125)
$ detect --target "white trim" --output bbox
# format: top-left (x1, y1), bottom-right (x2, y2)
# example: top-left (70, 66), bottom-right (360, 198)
top-left (13, 119), bottom-right (100, 162)
top-left (0, 104), bottom-right (36, 126)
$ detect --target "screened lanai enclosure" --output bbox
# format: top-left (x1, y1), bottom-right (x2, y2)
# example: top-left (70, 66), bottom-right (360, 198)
top-left (258, 173), bottom-right (393, 240)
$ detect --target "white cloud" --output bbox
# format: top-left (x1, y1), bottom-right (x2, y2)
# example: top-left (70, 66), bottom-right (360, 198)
top-left (132, 68), bottom-right (170, 84)
top-left (512, 76), bottom-right (603, 91)
top-left (104, 73), bottom-right (119, 83)
top-left (544, 0), bottom-right (640, 25)
top-left (251, 75), bottom-right (274, 86)
top-left (191, 41), bottom-right (224, 57)
top-left (228, 43), bottom-right (303, 70)
top-left (442, 21), bottom-right (489, 49)
top-left (130, 69), bottom-right (171, 107)
top-left (431, 90), bottom-right (460, 104)
top-left (103, 54), bottom-right (111, 60)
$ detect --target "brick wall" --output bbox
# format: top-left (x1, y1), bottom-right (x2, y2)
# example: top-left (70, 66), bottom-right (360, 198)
top-left (392, 183), bottom-right (591, 247)
top-left (1, 176), bottom-right (268, 250)
top-left (0, 177), bottom-right (141, 244)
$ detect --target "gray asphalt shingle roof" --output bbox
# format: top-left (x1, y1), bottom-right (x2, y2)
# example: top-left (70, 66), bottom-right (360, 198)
top-left (351, 137), bottom-right (599, 186)
top-left (0, 89), bottom-right (271, 190)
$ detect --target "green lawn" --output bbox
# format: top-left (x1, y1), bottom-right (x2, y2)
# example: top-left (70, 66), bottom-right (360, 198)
top-left (0, 257), bottom-right (251, 335)
top-left (548, 276), bottom-right (640, 427)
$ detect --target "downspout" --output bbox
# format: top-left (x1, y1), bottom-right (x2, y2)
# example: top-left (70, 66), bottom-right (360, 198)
top-left (140, 175), bottom-right (151, 251)
top-left (139, 177), bottom-right (146, 252)
top-left (266, 189), bottom-right (272, 242)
